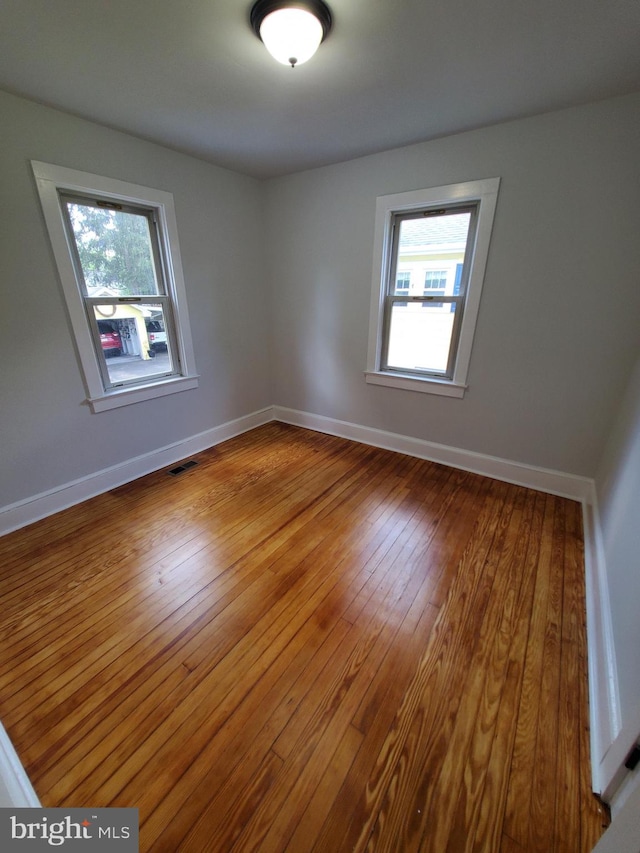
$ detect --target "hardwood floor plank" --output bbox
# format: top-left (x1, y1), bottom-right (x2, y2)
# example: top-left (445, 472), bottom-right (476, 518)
top-left (271, 555), bottom-right (418, 766)
top-left (527, 498), bottom-right (566, 852)
top-left (283, 724), bottom-right (364, 853)
top-left (500, 833), bottom-right (527, 852)
top-left (310, 601), bottom-right (440, 853)
top-left (86, 572), bottom-right (355, 809)
top-left (470, 492), bottom-right (546, 853)
top-left (502, 493), bottom-right (557, 846)
top-left (554, 634), bottom-right (582, 853)
top-left (349, 473), bottom-right (486, 740)
top-left (139, 618), bottom-right (354, 850)
top-left (230, 611), bottom-right (408, 852)
top-left (554, 500), bottom-right (586, 852)
top-left (367, 485), bottom-right (526, 853)
top-left (0, 424), bottom-right (605, 852)
top-left (318, 481), bottom-right (515, 853)
top-left (178, 746), bottom-right (284, 853)
top-left (441, 489), bottom-right (542, 853)
top-left (25, 551), bottom-right (282, 781)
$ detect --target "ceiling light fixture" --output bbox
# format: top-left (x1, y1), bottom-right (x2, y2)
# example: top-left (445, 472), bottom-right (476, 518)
top-left (250, 0), bottom-right (333, 68)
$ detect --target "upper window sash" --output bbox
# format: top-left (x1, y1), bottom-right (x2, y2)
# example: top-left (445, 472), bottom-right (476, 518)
top-left (59, 192), bottom-right (168, 298)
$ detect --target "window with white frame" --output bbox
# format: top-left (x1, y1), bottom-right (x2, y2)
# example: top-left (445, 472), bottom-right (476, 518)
top-left (32, 162), bottom-right (198, 412)
top-left (366, 178), bottom-right (500, 398)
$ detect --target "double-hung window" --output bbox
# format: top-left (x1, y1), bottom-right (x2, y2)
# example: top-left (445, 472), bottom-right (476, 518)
top-left (366, 178), bottom-right (500, 398)
top-left (32, 162), bottom-right (198, 412)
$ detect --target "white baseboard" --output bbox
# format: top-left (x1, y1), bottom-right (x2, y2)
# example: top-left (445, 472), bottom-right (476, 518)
top-left (0, 404), bottom-right (595, 537)
top-left (0, 724), bottom-right (40, 807)
top-left (0, 407), bottom-right (274, 537)
top-left (273, 406), bottom-right (594, 501)
top-left (582, 492), bottom-right (622, 798)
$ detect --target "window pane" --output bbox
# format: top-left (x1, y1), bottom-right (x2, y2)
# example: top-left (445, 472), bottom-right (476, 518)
top-left (394, 270), bottom-right (411, 296)
top-left (395, 270), bottom-right (410, 307)
top-left (94, 304), bottom-right (175, 386)
top-left (387, 301), bottom-right (456, 374)
top-left (424, 270), bottom-right (447, 290)
top-left (66, 202), bottom-right (160, 296)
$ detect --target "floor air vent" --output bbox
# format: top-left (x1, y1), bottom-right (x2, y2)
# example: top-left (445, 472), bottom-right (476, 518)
top-left (168, 460), bottom-right (199, 476)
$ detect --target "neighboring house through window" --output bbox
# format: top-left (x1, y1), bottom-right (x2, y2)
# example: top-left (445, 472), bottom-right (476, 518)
top-left (423, 269), bottom-right (448, 308)
top-left (366, 178), bottom-right (500, 398)
top-left (395, 270), bottom-right (411, 307)
top-left (32, 162), bottom-right (198, 412)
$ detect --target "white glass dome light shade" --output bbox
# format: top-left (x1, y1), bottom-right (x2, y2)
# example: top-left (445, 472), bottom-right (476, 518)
top-left (259, 8), bottom-right (324, 67)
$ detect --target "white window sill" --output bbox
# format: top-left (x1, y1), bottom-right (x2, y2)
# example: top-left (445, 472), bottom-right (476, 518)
top-left (365, 370), bottom-right (467, 398)
top-left (88, 375), bottom-right (199, 412)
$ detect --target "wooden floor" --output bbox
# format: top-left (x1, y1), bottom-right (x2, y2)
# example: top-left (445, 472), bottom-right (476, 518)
top-left (0, 423), bottom-right (607, 851)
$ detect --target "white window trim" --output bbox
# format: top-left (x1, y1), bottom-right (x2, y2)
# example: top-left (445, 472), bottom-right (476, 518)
top-left (32, 161), bottom-right (198, 412)
top-left (365, 178), bottom-right (500, 398)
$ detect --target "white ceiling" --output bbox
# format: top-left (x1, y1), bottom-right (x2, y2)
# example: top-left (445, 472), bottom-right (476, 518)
top-left (1, 0), bottom-right (639, 178)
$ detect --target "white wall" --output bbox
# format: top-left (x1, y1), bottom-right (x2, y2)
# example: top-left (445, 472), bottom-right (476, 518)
top-left (0, 90), bottom-right (271, 509)
top-left (265, 93), bottom-right (640, 477)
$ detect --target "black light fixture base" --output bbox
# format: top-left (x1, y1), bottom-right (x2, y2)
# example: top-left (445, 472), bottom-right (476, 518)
top-left (250, 0), bottom-right (333, 44)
